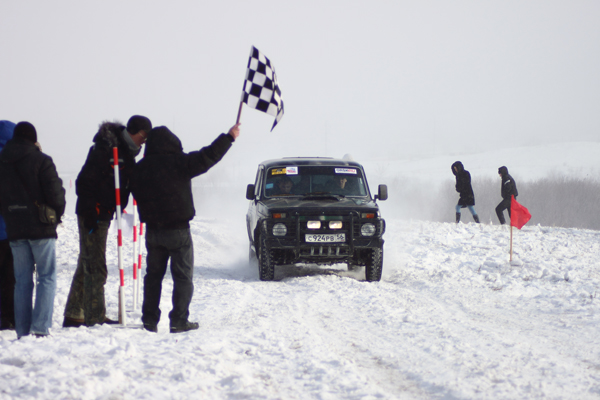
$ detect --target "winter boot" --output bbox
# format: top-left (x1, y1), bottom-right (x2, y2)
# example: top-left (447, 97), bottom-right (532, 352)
top-left (473, 214), bottom-right (480, 223)
top-left (455, 213), bottom-right (461, 224)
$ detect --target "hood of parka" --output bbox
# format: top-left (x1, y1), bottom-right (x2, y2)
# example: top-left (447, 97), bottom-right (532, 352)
top-left (0, 136), bottom-right (39, 164)
top-left (451, 161), bottom-right (464, 176)
top-left (92, 121), bottom-right (125, 148)
top-left (144, 126), bottom-right (183, 156)
top-left (498, 166), bottom-right (509, 177)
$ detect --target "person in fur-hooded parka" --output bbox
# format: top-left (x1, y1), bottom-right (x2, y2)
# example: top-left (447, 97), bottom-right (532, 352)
top-left (451, 161), bottom-right (479, 223)
top-left (63, 115), bottom-right (152, 328)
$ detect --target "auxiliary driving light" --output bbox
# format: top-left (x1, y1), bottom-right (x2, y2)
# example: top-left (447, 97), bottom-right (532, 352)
top-left (329, 221), bottom-right (343, 229)
top-left (307, 221), bottom-right (321, 229)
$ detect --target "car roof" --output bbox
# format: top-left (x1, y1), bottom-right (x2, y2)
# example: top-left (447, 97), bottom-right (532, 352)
top-left (259, 157), bottom-right (364, 168)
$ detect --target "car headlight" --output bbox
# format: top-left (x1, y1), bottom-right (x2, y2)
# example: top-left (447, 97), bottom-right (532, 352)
top-left (329, 221), bottom-right (343, 229)
top-left (273, 223), bottom-right (287, 236)
top-left (361, 223), bottom-right (376, 236)
top-left (307, 221), bottom-right (321, 229)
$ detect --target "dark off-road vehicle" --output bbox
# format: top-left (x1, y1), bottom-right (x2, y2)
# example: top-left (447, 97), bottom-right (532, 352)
top-left (246, 157), bottom-right (387, 281)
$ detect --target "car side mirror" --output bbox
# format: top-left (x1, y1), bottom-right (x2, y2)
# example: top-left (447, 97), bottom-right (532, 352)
top-left (246, 184), bottom-right (256, 200)
top-left (375, 184), bottom-right (388, 201)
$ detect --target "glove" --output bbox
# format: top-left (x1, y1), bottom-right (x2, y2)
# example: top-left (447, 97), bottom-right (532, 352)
top-left (84, 218), bottom-right (99, 234)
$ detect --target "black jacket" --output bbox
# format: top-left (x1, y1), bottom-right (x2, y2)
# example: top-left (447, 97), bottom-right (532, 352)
top-left (498, 166), bottom-right (518, 199)
top-left (130, 126), bottom-right (233, 230)
top-left (0, 137), bottom-right (66, 241)
top-left (75, 122), bottom-right (140, 222)
top-left (451, 161), bottom-right (475, 206)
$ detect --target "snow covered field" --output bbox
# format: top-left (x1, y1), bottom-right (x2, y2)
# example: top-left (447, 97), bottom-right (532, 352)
top-left (1, 213), bottom-right (599, 399)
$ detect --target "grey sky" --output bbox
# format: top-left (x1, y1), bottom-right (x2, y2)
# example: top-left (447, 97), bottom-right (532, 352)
top-left (1, 1), bottom-right (599, 175)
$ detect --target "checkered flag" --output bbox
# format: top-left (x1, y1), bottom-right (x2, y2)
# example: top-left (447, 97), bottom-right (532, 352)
top-left (239, 46), bottom-right (284, 131)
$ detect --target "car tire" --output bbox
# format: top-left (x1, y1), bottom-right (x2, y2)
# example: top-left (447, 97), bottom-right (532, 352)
top-left (365, 247), bottom-right (383, 282)
top-left (259, 235), bottom-right (275, 281)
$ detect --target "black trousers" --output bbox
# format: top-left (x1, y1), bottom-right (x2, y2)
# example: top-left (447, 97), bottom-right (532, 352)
top-left (495, 198), bottom-right (512, 225)
top-left (0, 239), bottom-right (15, 327)
top-left (142, 228), bottom-right (194, 327)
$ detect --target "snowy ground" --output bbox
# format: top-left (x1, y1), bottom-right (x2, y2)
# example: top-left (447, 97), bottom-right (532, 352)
top-left (1, 214), bottom-right (599, 399)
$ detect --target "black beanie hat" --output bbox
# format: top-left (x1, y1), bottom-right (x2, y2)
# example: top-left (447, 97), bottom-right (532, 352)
top-left (14, 122), bottom-right (37, 143)
top-left (127, 115), bottom-right (152, 135)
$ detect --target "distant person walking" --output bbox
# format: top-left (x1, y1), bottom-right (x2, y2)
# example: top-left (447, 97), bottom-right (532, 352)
top-left (63, 116), bottom-right (152, 328)
top-left (495, 166), bottom-right (518, 225)
top-left (131, 123), bottom-right (240, 334)
top-left (0, 120), bottom-right (16, 331)
top-left (0, 122), bottom-right (66, 338)
top-left (451, 161), bottom-right (480, 223)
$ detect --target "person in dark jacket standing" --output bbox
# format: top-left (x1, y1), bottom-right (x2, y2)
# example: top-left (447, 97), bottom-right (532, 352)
top-left (0, 120), bottom-right (16, 331)
top-left (0, 122), bottom-right (66, 338)
top-left (495, 165), bottom-right (518, 225)
top-left (131, 123), bottom-right (240, 333)
top-left (451, 161), bottom-right (480, 223)
top-left (63, 115), bottom-right (152, 328)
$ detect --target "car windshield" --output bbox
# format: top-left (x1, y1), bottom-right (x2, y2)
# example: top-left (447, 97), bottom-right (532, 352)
top-left (264, 165), bottom-right (369, 198)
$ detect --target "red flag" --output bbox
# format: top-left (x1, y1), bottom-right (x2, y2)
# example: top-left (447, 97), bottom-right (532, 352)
top-left (510, 195), bottom-right (531, 229)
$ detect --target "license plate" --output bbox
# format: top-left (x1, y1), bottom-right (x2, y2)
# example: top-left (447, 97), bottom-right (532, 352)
top-left (305, 233), bottom-right (346, 243)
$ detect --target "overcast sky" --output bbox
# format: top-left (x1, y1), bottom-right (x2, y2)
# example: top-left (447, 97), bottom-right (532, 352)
top-left (1, 1), bottom-right (599, 176)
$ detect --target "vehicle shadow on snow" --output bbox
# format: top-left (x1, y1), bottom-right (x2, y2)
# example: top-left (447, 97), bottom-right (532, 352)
top-left (269, 263), bottom-right (367, 282)
top-left (194, 263), bottom-right (366, 282)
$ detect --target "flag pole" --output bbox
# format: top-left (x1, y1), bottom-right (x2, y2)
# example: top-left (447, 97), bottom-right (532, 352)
top-left (132, 198), bottom-right (139, 310)
top-left (137, 222), bottom-right (144, 306)
top-left (236, 101), bottom-right (243, 124)
top-left (113, 147), bottom-right (127, 326)
top-left (236, 45), bottom-right (256, 124)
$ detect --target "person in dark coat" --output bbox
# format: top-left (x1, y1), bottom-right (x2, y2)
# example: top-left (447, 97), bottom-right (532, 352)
top-left (0, 120), bottom-right (16, 331)
top-left (495, 166), bottom-right (518, 225)
top-left (63, 115), bottom-right (152, 328)
top-left (131, 123), bottom-right (240, 333)
top-left (0, 122), bottom-right (66, 338)
top-left (451, 161), bottom-right (480, 223)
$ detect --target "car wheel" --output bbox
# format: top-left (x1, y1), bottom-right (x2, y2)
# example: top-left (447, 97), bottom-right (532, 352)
top-left (365, 247), bottom-right (383, 282)
top-left (259, 235), bottom-right (275, 281)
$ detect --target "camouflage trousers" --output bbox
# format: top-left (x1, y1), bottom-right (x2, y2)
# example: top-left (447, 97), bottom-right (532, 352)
top-left (63, 216), bottom-right (110, 326)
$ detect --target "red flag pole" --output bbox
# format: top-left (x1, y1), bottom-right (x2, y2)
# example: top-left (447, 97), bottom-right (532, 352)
top-left (137, 221), bottom-right (144, 306)
top-left (132, 198), bottom-right (139, 310)
top-left (113, 147), bottom-right (127, 326)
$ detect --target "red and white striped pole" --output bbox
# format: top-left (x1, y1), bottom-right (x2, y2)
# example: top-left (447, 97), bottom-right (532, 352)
top-left (137, 221), bottom-right (144, 306)
top-left (132, 198), bottom-right (139, 310)
top-left (113, 147), bottom-right (127, 326)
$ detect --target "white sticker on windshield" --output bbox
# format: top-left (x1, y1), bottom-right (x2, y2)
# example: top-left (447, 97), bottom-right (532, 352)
top-left (286, 167), bottom-right (298, 175)
top-left (335, 168), bottom-right (357, 174)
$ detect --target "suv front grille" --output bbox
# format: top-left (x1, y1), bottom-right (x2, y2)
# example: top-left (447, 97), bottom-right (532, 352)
top-left (266, 211), bottom-right (382, 241)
